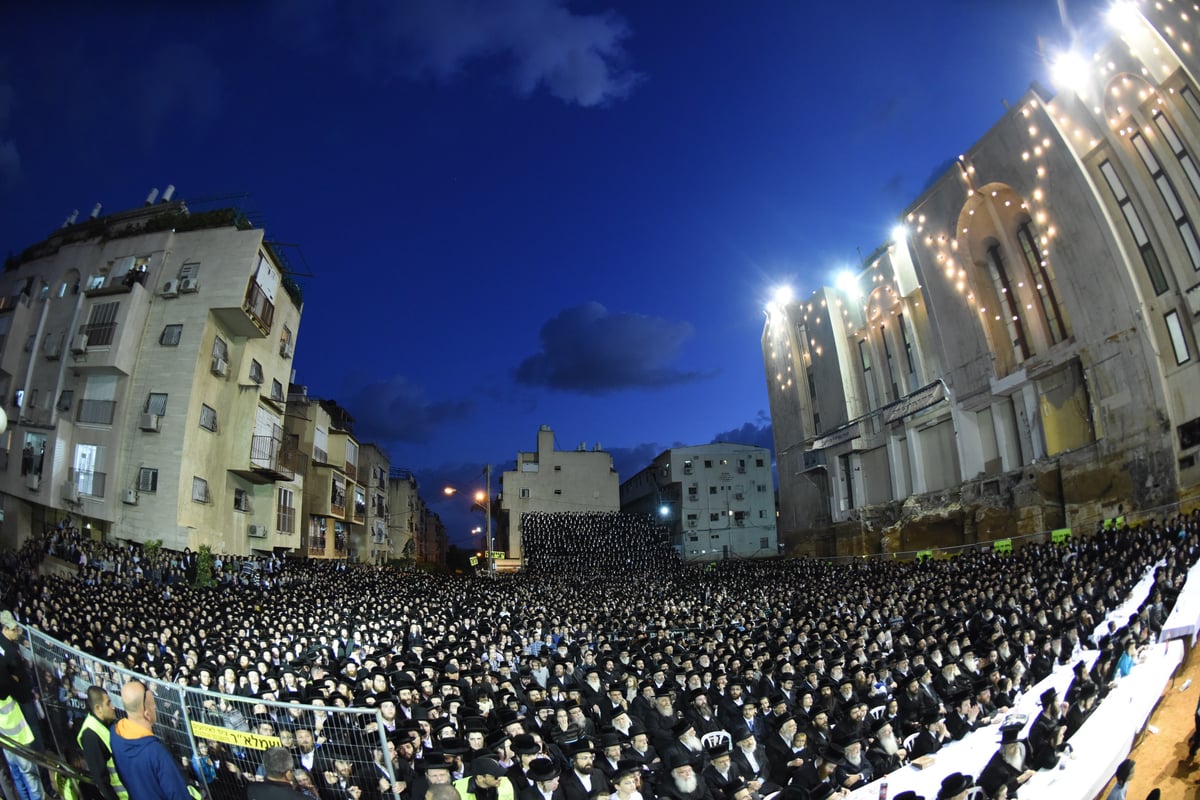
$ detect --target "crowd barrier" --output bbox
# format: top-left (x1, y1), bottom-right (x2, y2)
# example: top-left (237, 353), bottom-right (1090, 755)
top-left (21, 627), bottom-right (396, 800)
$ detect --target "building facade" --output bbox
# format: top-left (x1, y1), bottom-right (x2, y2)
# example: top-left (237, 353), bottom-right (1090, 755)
top-left (620, 443), bottom-right (776, 562)
top-left (765, 3), bottom-right (1200, 556)
top-left (499, 425), bottom-right (620, 563)
top-left (0, 197), bottom-right (305, 555)
top-left (284, 391), bottom-right (360, 560)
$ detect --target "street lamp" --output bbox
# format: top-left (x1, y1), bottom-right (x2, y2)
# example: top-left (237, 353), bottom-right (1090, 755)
top-left (444, 464), bottom-right (495, 575)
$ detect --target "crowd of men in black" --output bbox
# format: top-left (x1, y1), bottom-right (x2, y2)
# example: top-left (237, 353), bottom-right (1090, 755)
top-left (521, 513), bottom-right (679, 575)
top-left (1, 510), bottom-right (1196, 800)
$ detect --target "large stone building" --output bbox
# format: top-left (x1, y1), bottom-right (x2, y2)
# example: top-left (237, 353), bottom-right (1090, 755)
top-left (620, 443), bottom-right (777, 562)
top-left (765, 3), bottom-right (1200, 556)
top-left (387, 468), bottom-right (447, 567)
top-left (499, 424), bottom-right (620, 563)
top-left (0, 194), bottom-right (305, 554)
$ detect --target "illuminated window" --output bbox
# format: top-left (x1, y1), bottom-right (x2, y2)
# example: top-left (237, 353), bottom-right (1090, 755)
top-left (1016, 222), bottom-right (1069, 343)
top-left (1130, 132), bottom-right (1200, 269)
top-left (986, 242), bottom-right (1031, 360)
top-left (1166, 310), bottom-right (1191, 365)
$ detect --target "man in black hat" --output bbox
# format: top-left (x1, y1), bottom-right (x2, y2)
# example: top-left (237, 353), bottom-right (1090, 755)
top-left (762, 714), bottom-right (801, 787)
top-left (978, 721), bottom-right (1035, 798)
top-left (521, 757), bottom-right (565, 800)
top-left (907, 711), bottom-right (947, 760)
top-left (1027, 686), bottom-right (1069, 770)
top-left (831, 731), bottom-right (873, 791)
top-left (558, 738), bottom-right (610, 800)
top-left (935, 772), bottom-right (974, 800)
top-left (657, 751), bottom-right (713, 800)
top-left (1064, 681), bottom-right (1097, 740)
top-left (943, 689), bottom-right (980, 742)
top-left (701, 740), bottom-right (754, 799)
top-left (865, 716), bottom-right (906, 776)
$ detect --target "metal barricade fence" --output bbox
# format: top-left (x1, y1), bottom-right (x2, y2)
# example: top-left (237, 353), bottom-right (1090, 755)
top-left (22, 627), bottom-right (396, 800)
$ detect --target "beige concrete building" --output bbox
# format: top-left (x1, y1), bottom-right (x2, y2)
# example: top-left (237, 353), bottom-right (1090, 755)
top-left (620, 443), bottom-right (777, 561)
top-left (358, 442), bottom-right (391, 564)
top-left (499, 424), bottom-right (620, 563)
top-left (765, 3), bottom-right (1200, 556)
top-left (0, 195), bottom-right (304, 554)
top-left (284, 391), bottom-right (361, 560)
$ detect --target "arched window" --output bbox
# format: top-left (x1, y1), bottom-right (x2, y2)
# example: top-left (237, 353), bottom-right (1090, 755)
top-left (1015, 221), bottom-right (1069, 344)
top-left (985, 241), bottom-right (1031, 361)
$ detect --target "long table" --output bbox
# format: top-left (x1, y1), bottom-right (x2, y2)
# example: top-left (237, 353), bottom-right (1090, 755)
top-left (1161, 557), bottom-right (1200, 643)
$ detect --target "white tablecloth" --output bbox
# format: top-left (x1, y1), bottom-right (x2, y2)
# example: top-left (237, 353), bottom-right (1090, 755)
top-left (1161, 557), bottom-right (1200, 642)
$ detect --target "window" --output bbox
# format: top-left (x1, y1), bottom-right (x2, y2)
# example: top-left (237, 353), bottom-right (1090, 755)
top-left (553, 489), bottom-right (563, 495)
top-left (280, 325), bottom-right (293, 357)
top-left (145, 393), bottom-right (168, 415)
top-left (1100, 159), bottom-right (1169, 294)
top-left (192, 476), bottom-right (210, 503)
top-left (86, 274), bottom-right (105, 291)
top-left (271, 379), bottom-right (284, 402)
top-left (720, 459), bottom-right (728, 465)
top-left (554, 465), bottom-right (562, 471)
top-left (986, 242), bottom-right (1031, 360)
top-left (159, 324), bottom-right (182, 346)
top-left (898, 313), bottom-right (916, 377)
top-left (710, 513), bottom-right (720, 522)
top-left (277, 487), bottom-right (295, 533)
top-left (83, 302), bottom-right (119, 346)
top-left (1016, 222), bottom-right (1070, 344)
top-left (1183, 86), bottom-right (1200, 122)
top-left (704, 460), bottom-right (713, 468)
top-left (759, 510), bottom-right (766, 518)
top-left (859, 339), bottom-right (878, 409)
top-left (199, 404), bottom-right (218, 431)
top-left (758, 484), bottom-right (767, 492)
top-left (310, 516), bottom-right (327, 551)
top-left (1130, 132), bottom-right (1200, 269)
top-left (211, 336), bottom-right (228, 362)
top-left (1166, 310), bottom-right (1191, 365)
top-left (249, 359), bottom-right (264, 384)
top-left (56, 390), bottom-right (73, 412)
top-left (234, 488), bottom-right (250, 512)
top-left (760, 537), bottom-right (770, 549)
top-left (29, 390), bottom-right (38, 409)
top-left (520, 488), bottom-right (530, 498)
top-left (709, 486), bottom-right (717, 495)
top-left (686, 513), bottom-right (698, 521)
top-left (1153, 110), bottom-right (1200, 202)
top-left (756, 458), bottom-right (764, 468)
top-left (881, 325), bottom-right (899, 398)
top-left (137, 468), bottom-right (158, 493)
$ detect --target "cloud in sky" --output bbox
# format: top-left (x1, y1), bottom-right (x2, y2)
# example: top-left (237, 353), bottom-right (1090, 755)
top-left (383, 0), bottom-right (641, 107)
top-left (344, 375), bottom-right (474, 444)
top-left (515, 302), bottom-right (710, 394)
top-left (0, 82), bottom-right (19, 188)
top-left (712, 412), bottom-right (774, 451)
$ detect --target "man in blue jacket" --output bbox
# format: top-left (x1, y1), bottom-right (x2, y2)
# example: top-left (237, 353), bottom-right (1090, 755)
top-left (110, 680), bottom-right (191, 800)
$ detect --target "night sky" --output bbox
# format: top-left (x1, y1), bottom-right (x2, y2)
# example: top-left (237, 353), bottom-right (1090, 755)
top-left (0, 0), bottom-right (1109, 545)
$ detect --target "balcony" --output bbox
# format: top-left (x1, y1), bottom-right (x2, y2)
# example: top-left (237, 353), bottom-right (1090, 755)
top-left (212, 280), bottom-right (274, 338)
top-left (76, 399), bottom-right (116, 425)
top-left (345, 461), bottom-right (357, 482)
top-left (353, 501), bottom-right (366, 524)
top-left (313, 446), bottom-right (329, 464)
top-left (231, 435), bottom-right (300, 484)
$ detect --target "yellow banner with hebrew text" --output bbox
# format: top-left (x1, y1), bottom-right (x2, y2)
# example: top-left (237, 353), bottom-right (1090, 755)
top-left (189, 720), bottom-right (281, 750)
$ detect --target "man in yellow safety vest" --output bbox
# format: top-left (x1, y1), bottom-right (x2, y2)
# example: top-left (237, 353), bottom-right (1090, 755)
top-left (0, 609), bottom-right (44, 800)
top-left (77, 686), bottom-right (129, 800)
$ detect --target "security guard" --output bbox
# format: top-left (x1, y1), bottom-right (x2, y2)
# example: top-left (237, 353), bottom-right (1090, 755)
top-left (77, 686), bottom-right (128, 800)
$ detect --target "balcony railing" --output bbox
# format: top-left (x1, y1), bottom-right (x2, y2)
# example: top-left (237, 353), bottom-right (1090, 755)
top-left (243, 282), bottom-right (275, 332)
top-left (77, 399), bottom-right (116, 425)
top-left (71, 468), bottom-right (107, 498)
top-left (249, 436), bottom-right (297, 480)
top-left (80, 322), bottom-right (117, 347)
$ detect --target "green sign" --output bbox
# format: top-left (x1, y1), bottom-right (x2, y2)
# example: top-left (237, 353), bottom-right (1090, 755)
top-left (1051, 528), bottom-right (1071, 544)
top-left (469, 557), bottom-right (479, 566)
top-left (916, 550), bottom-right (933, 561)
top-left (490, 550), bottom-right (505, 559)
top-left (992, 538), bottom-right (1013, 554)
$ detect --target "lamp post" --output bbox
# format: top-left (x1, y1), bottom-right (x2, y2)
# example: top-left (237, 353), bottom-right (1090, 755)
top-left (444, 464), bottom-right (495, 575)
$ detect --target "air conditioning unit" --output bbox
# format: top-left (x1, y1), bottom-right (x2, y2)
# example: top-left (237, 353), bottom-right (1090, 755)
top-left (249, 366), bottom-right (264, 384)
top-left (179, 278), bottom-right (199, 293)
top-left (248, 524), bottom-right (268, 538)
top-left (279, 340), bottom-right (293, 359)
top-left (687, 519), bottom-right (697, 528)
top-left (62, 483), bottom-right (79, 503)
top-left (123, 489), bottom-right (138, 505)
top-left (211, 357), bottom-right (229, 378)
top-left (737, 466), bottom-right (746, 473)
top-left (734, 493), bottom-right (744, 501)
top-left (140, 413), bottom-right (161, 432)
top-left (160, 280), bottom-right (179, 298)
top-left (44, 339), bottom-right (62, 359)
top-left (26, 473), bottom-right (41, 491)
top-left (70, 334), bottom-right (88, 354)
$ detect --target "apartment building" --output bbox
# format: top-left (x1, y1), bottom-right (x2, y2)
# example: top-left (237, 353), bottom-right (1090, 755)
top-left (499, 425), bottom-right (620, 563)
top-left (765, 3), bottom-right (1200, 555)
top-left (620, 443), bottom-right (777, 562)
top-left (0, 193), bottom-right (304, 554)
top-left (284, 391), bottom-right (360, 560)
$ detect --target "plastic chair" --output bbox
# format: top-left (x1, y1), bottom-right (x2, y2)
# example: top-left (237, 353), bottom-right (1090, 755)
top-left (700, 730), bottom-right (732, 750)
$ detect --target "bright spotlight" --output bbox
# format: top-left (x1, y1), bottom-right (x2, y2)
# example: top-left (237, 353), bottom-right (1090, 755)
top-left (659, 505), bottom-right (670, 517)
top-left (1107, 1), bottom-right (1140, 31)
top-left (835, 270), bottom-right (861, 300)
top-left (772, 286), bottom-right (793, 306)
top-left (1049, 50), bottom-right (1089, 95)
top-left (891, 225), bottom-right (908, 243)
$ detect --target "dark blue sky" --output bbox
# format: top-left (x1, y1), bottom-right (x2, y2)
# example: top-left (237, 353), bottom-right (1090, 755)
top-left (0, 0), bottom-right (1108, 544)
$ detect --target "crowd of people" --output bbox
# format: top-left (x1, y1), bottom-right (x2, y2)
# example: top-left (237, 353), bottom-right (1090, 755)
top-left (0, 510), bottom-right (1195, 800)
top-left (521, 513), bottom-right (678, 574)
